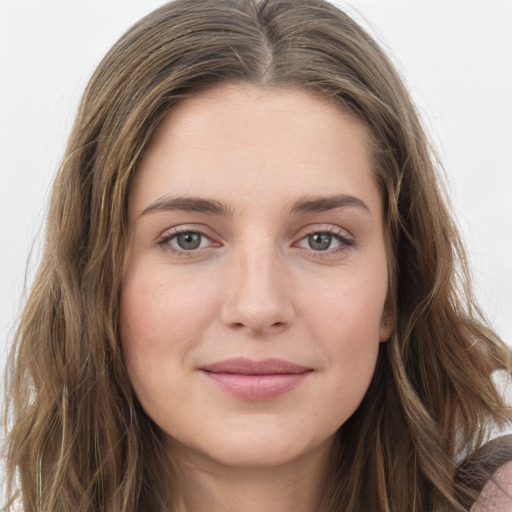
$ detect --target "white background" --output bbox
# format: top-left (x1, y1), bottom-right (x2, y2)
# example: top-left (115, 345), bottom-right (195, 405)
top-left (1, 0), bottom-right (511, 502)
top-left (1, 0), bottom-right (511, 378)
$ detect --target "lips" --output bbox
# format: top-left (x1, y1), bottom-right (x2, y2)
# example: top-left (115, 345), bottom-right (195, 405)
top-left (201, 357), bottom-right (311, 375)
top-left (200, 358), bottom-right (312, 400)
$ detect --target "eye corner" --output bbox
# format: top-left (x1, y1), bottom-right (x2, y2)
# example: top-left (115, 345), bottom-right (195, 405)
top-left (292, 225), bottom-right (355, 253)
top-left (157, 226), bottom-right (222, 257)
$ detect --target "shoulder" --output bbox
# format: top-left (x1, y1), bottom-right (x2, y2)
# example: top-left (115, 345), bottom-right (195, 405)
top-left (458, 435), bottom-right (512, 511)
top-left (471, 460), bottom-right (512, 511)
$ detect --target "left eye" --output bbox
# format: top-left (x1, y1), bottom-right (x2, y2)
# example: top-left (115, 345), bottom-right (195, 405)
top-left (307, 233), bottom-right (335, 251)
top-left (296, 232), bottom-right (350, 251)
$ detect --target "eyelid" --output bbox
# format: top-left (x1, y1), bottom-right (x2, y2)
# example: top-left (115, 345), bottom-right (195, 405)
top-left (292, 224), bottom-right (355, 255)
top-left (294, 224), bottom-right (354, 242)
top-left (155, 223), bottom-right (355, 259)
top-left (157, 225), bottom-right (221, 255)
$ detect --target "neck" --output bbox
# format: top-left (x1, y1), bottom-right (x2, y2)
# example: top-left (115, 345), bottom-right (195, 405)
top-left (171, 439), bottom-right (333, 512)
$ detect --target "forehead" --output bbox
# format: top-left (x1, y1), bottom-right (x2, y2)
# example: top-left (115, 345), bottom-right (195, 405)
top-left (130, 83), bottom-right (380, 217)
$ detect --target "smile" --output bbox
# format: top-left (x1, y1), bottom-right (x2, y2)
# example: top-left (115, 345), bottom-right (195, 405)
top-left (200, 358), bottom-right (313, 400)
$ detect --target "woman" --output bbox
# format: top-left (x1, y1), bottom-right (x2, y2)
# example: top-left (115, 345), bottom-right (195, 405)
top-left (3, 0), bottom-right (511, 510)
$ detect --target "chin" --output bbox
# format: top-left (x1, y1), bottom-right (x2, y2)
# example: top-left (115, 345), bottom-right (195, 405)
top-left (210, 440), bottom-right (307, 469)
top-left (167, 419), bottom-right (336, 471)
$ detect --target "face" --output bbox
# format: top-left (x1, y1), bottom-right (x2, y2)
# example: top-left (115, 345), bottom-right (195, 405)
top-left (120, 83), bottom-right (392, 471)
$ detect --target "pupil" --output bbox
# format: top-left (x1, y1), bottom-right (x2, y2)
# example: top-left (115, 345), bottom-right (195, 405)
top-left (177, 232), bottom-right (201, 250)
top-left (309, 233), bottom-right (331, 251)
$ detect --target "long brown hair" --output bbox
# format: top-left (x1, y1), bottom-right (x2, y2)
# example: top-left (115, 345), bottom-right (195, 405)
top-left (3, 0), bottom-right (511, 510)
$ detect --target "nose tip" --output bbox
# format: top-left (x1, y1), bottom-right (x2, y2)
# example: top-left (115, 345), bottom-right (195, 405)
top-left (220, 255), bottom-right (294, 335)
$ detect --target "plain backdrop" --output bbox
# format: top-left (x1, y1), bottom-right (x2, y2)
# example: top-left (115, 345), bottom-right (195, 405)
top-left (1, 0), bottom-right (511, 501)
top-left (1, 0), bottom-right (511, 379)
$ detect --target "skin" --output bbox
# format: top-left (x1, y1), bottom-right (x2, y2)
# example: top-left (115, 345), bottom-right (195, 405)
top-left (120, 83), bottom-right (393, 512)
top-left (471, 462), bottom-right (512, 512)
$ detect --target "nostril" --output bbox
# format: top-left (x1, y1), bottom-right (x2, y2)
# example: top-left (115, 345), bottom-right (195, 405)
top-left (228, 320), bottom-right (288, 334)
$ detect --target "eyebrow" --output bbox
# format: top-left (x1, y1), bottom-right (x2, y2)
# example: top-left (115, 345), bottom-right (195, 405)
top-left (140, 193), bottom-right (370, 217)
top-left (288, 194), bottom-right (370, 215)
top-left (141, 196), bottom-right (231, 217)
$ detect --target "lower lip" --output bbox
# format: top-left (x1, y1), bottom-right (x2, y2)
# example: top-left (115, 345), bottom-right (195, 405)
top-left (202, 371), bottom-right (311, 400)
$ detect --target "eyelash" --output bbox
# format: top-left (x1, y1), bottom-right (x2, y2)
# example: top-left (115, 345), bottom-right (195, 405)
top-left (157, 227), bottom-right (218, 257)
top-left (157, 226), bottom-right (354, 258)
top-left (294, 227), bottom-right (354, 257)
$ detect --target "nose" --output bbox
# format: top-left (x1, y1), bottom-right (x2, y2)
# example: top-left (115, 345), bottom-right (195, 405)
top-left (220, 244), bottom-right (295, 335)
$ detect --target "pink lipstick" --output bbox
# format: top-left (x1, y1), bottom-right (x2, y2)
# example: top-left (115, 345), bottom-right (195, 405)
top-left (200, 358), bottom-right (312, 400)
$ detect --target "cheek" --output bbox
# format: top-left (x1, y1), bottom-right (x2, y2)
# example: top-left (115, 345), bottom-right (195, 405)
top-left (119, 262), bottom-right (218, 380)
top-left (299, 268), bottom-right (386, 398)
top-left (303, 266), bottom-right (388, 340)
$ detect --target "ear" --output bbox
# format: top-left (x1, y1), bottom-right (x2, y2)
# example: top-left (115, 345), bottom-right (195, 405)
top-left (379, 305), bottom-right (394, 342)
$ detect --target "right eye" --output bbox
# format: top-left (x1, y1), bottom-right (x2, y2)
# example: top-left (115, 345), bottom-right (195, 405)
top-left (158, 229), bottom-right (218, 254)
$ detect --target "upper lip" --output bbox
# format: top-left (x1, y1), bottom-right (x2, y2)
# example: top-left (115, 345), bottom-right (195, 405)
top-left (200, 358), bottom-right (312, 375)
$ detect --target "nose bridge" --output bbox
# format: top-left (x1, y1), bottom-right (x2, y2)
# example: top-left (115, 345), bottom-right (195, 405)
top-left (222, 235), bottom-right (294, 333)
top-left (241, 242), bottom-right (278, 299)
